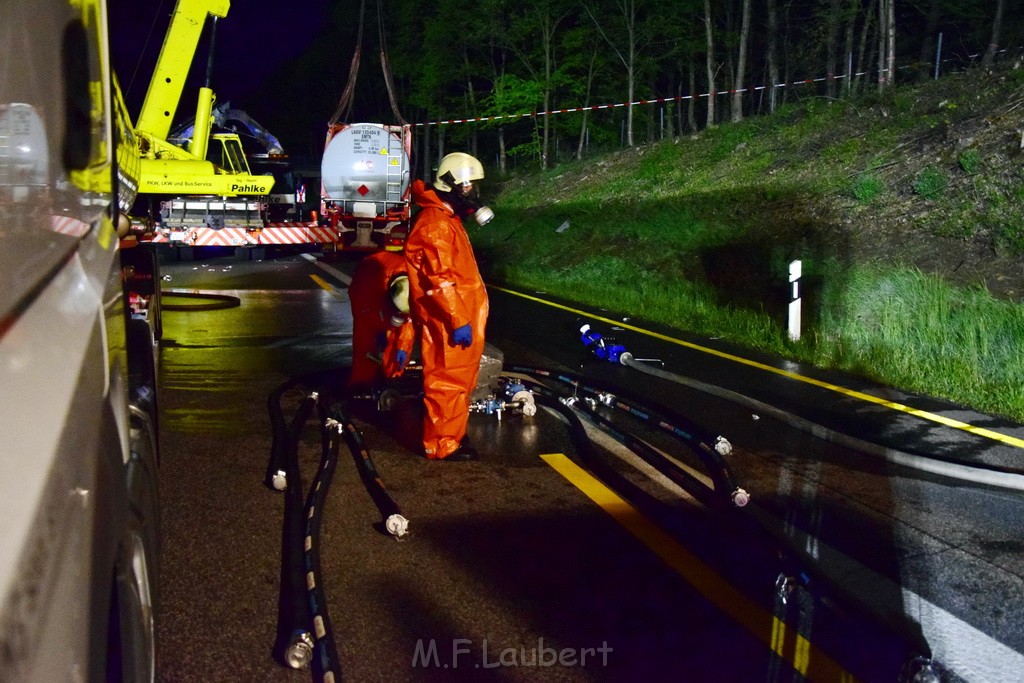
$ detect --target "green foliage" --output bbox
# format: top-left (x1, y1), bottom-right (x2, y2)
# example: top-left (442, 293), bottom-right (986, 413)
top-left (851, 173), bottom-right (885, 203)
top-left (958, 149), bottom-right (981, 174)
top-left (816, 268), bottom-right (1024, 418)
top-left (481, 74), bottom-right (544, 119)
top-left (913, 166), bottom-right (948, 199)
top-left (822, 138), bottom-right (862, 165)
top-left (992, 180), bottom-right (1024, 255)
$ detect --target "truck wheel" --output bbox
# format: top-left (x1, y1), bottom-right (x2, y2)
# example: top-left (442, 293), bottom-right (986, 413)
top-left (106, 515), bottom-right (157, 683)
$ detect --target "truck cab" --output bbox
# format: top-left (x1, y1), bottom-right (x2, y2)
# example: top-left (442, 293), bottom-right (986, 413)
top-left (0, 0), bottom-right (161, 680)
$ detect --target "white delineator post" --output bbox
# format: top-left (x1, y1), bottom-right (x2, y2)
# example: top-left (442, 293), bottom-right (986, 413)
top-left (788, 260), bottom-right (802, 341)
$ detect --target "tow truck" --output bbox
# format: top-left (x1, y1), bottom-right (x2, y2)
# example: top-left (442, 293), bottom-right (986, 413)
top-left (1, 0), bottom-right (160, 679)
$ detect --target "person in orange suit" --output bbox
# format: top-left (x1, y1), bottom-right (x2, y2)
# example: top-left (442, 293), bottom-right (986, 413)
top-left (347, 250), bottom-right (415, 389)
top-left (404, 152), bottom-right (495, 461)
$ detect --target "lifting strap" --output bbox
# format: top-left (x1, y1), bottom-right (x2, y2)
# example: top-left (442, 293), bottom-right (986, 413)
top-left (328, 0), bottom-right (407, 126)
top-left (377, 0), bottom-right (408, 126)
top-left (328, 0), bottom-right (366, 125)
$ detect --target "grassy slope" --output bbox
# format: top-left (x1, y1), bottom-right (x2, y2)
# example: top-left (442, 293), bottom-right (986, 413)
top-left (476, 64), bottom-right (1024, 421)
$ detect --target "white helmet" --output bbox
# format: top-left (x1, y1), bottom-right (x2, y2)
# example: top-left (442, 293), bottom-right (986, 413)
top-left (388, 274), bottom-right (410, 314)
top-left (434, 152), bottom-right (485, 193)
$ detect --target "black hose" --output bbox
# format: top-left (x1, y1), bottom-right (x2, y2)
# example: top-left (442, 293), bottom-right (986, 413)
top-left (331, 402), bottom-right (408, 537)
top-left (304, 399), bottom-right (342, 681)
top-left (521, 377), bottom-right (726, 510)
top-left (161, 291), bottom-right (241, 311)
top-left (272, 394), bottom-right (317, 669)
top-left (533, 393), bottom-right (685, 526)
top-left (265, 376), bottom-right (307, 490)
top-left (620, 355), bottom-right (1024, 490)
top-left (506, 364), bottom-right (745, 505)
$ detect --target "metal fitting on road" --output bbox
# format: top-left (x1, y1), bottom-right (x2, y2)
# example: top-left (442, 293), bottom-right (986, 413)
top-left (285, 630), bottom-right (314, 669)
top-left (386, 514), bottom-right (410, 538)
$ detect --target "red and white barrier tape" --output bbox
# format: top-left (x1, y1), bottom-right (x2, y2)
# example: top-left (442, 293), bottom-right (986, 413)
top-left (414, 68), bottom-right (881, 127)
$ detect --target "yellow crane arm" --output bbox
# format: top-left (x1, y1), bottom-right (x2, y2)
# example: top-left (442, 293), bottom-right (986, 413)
top-left (135, 0), bottom-right (230, 142)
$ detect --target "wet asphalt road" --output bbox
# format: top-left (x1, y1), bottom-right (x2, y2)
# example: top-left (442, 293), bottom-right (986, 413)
top-left (152, 248), bottom-right (1023, 682)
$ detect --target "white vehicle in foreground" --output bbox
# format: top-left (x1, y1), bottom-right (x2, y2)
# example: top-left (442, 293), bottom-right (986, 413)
top-left (0, 0), bottom-right (161, 680)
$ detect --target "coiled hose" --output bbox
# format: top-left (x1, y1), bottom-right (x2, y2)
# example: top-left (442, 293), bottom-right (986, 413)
top-left (160, 290), bottom-right (241, 311)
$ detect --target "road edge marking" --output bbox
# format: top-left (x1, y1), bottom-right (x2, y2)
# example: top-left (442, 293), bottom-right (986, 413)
top-left (310, 274), bottom-right (346, 301)
top-left (540, 453), bottom-right (854, 681)
top-left (494, 285), bottom-right (1023, 450)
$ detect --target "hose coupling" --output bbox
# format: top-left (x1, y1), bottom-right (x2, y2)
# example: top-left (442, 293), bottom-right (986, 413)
top-left (731, 488), bottom-right (750, 507)
top-left (270, 469), bottom-right (287, 491)
top-left (285, 630), bottom-right (314, 669)
top-left (715, 436), bottom-right (733, 456)
top-left (386, 514), bottom-right (410, 538)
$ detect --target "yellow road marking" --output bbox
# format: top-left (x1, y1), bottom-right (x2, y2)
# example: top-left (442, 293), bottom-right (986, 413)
top-left (541, 453), bottom-right (855, 681)
top-left (493, 284), bottom-right (1024, 450)
top-left (310, 274), bottom-right (346, 300)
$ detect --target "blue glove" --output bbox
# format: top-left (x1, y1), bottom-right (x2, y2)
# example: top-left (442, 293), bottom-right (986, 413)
top-left (452, 324), bottom-right (472, 348)
top-left (395, 349), bottom-right (408, 369)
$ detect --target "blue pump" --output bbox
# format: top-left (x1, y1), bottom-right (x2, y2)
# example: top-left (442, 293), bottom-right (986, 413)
top-left (580, 324), bottom-right (629, 363)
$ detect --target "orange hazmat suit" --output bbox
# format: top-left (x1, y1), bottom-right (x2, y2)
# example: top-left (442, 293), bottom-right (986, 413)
top-left (347, 250), bottom-right (414, 388)
top-left (404, 179), bottom-right (489, 459)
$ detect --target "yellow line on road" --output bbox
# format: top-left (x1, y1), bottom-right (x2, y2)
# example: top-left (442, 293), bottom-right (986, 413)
top-left (310, 274), bottom-right (346, 300)
top-left (541, 453), bottom-right (855, 682)
top-left (493, 284), bottom-right (1024, 450)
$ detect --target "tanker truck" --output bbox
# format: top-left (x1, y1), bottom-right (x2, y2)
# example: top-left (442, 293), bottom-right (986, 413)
top-left (319, 122), bottom-right (413, 253)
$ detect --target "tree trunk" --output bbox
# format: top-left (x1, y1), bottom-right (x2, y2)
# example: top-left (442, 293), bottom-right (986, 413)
top-left (704, 0), bottom-right (716, 127)
top-left (687, 62), bottom-right (697, 133)
top-left (463, 54), bottom-right (478, 157)
top-left (423, 119), bottom-right (432, 180)
top-left (916, 0), bottom-right (940, 81)
top-left (577, 46), bottom-right (598, 160)
top-left (766, 0), bottom-right (780, 112)
top-left (498, 126), bottom-right (507, 175)
top-left (876, 0), bottom-right (889, 90)
top-left (826, 0), bottom-right (842, 98)
top-left (843, 0), bottom-right (857, 93)
top-left (732, 0), bottom-right (752, 122)
top-left (886, 0), bottom-right (896, 87)
top-left (625, 0), bottom-right (637, 147)
top-left (982, 0), bottom-right (1005, 68)
top-left (855, 0), bottom-right (878, 93)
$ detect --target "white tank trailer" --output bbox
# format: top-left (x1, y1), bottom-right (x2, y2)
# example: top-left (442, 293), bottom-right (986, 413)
top-left (320, 122), bottom-right (412, 250)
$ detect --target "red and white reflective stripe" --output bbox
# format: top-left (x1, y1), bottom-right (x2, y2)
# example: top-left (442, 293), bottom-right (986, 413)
top-left (414, 69), bottom-right (877, 127)
top-left (258, 226), bottom-right (337, 244)
top-left (191, 228), bottom-right (253, 247)
top-left (50, 215), bottom-right (90, 237)
top-left (148, 224), bottom-right (339, 246)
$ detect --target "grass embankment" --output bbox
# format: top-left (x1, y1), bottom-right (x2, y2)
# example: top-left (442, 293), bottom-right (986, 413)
top-left (477, 66), bottom-right (1024, 422)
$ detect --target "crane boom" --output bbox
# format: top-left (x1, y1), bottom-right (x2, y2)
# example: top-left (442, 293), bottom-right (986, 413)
top-left (135, 0), bottom-right (230, 142)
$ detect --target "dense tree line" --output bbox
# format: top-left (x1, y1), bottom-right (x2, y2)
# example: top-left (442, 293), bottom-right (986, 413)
top-left (252, 0), bottom-right (1023, 174)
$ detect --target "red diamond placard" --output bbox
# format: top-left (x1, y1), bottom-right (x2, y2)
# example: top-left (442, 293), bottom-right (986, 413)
top-left (357, 184), bottom-right (370, 196)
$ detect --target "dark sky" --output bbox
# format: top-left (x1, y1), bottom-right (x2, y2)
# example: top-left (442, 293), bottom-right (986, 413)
top-left (109, 0), bottom-right (330, 125)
